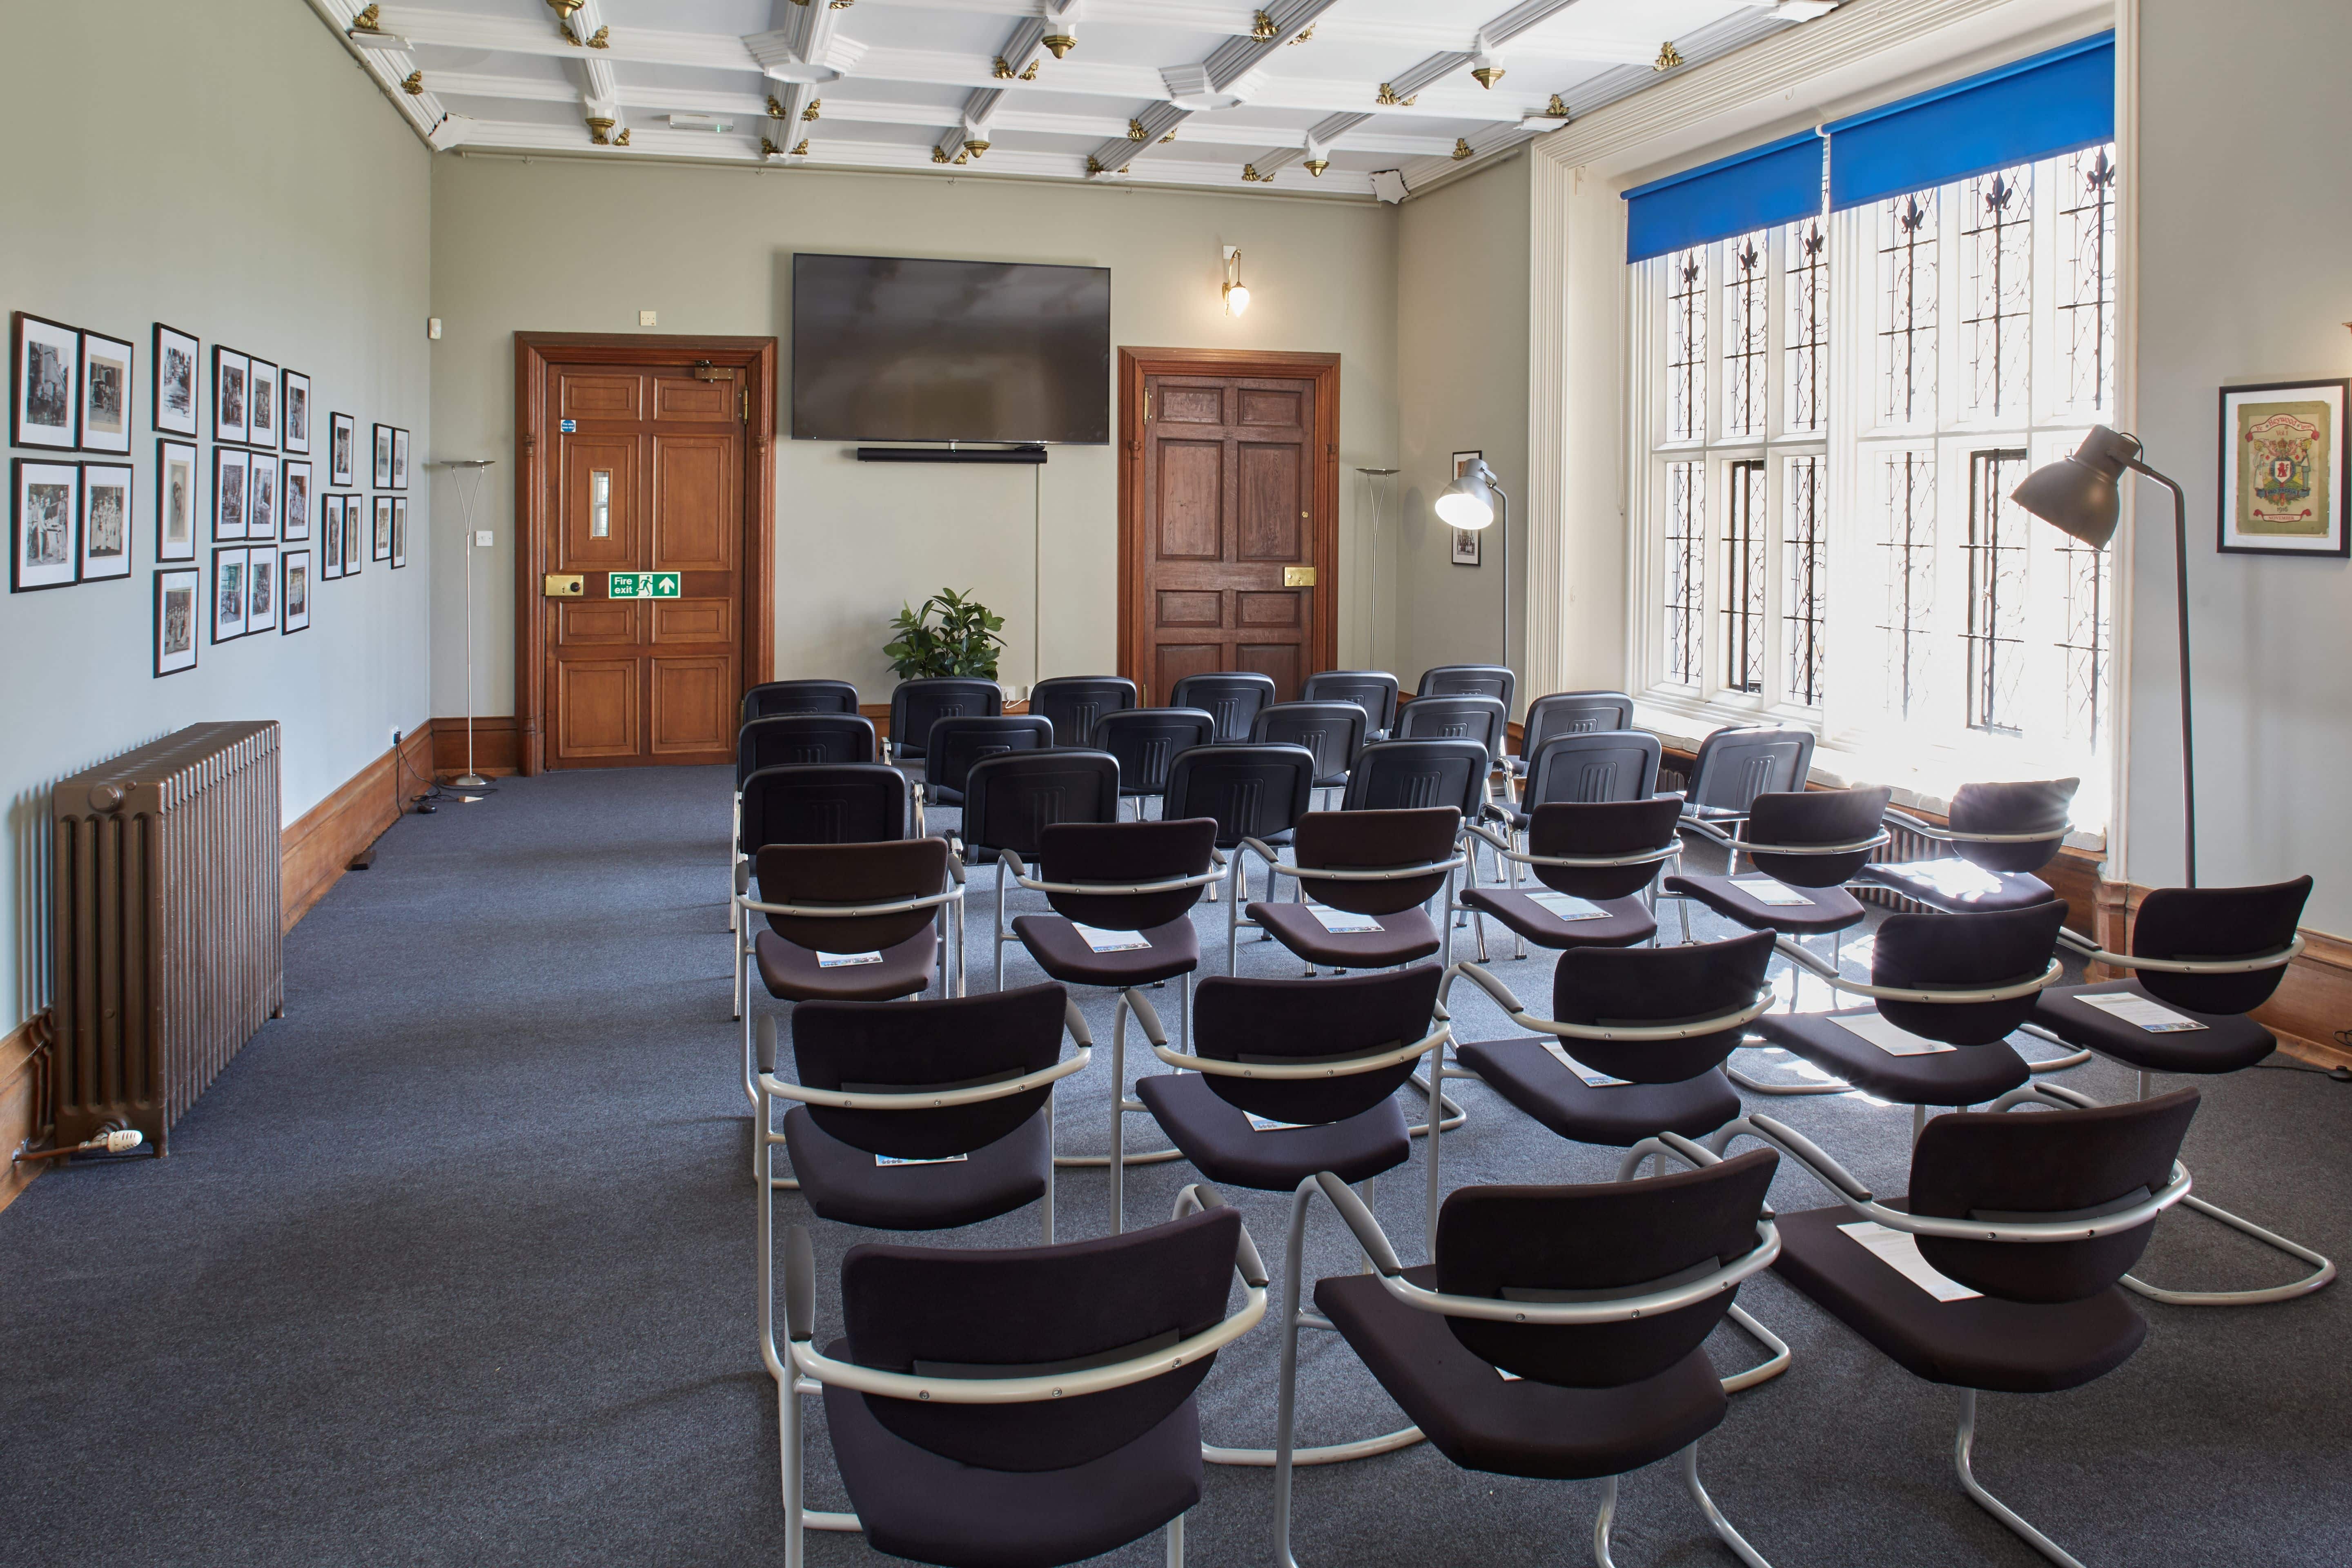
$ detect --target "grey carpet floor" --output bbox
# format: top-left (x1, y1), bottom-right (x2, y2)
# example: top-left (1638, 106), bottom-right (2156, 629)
top-left (2, 764), bottom-right (2348, 1568)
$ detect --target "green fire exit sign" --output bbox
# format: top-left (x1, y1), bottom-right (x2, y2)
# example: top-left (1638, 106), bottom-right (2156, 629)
top-left (608, 572), bottom-right (681, 599)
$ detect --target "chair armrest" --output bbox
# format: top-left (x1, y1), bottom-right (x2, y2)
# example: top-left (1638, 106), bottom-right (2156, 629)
top-left (1177, 1182), bottom-right (1274, 1290)
top-left (760, 1051), bottom-right (1091, 1111)
top-left (1440, 960), bottom-right (1524, 1020)
top-left (1063, 999), bottom-right (1096, 1051)
top-left (1313, 1172), bottom-right (1405, 1277)
top-left (2053, 933), bottom-right (2303, 976)
top-left (1740, 1114), bottom-right (1874, 1203)
top-left (783, 1225), bottom-right (817, 1343)
top-left (1123, 988), bottom-right (1169, 1049)
top-left (1772, 938), bottom-right (2062, 1004)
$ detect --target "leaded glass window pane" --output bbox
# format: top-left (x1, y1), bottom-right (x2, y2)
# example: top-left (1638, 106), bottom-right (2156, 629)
top-left (1964, 449), bottom-right (2032, 733)
top-left (1877, 450), bottom-right (1937, 719)
top-left (1784, 216), bottom-right (1829, 434)
top-left (1722, 460), bottom-right (1766, 692)
top-left (1877, 190), bottom-right (1938, 425)
top-left (1784, 454), bottom-right (1827, 706)
top-left (1666, 248), bottom-right (1707, 442)
top-left (1724, 232), bottom-right (1768, 439)
top-left (1960, 166), bottom-right (2034, 421)
top-left (1664, 461), bottom-right (1704, 684)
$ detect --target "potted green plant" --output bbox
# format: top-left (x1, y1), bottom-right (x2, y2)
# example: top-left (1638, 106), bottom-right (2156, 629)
top-left (883, 587), bottom-right (1007, 679)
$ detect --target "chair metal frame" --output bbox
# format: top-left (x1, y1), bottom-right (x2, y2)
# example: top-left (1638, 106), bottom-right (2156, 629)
top-left (1704, 1083), bottom-right (2192, 1568)
top-left (764, 1181), bottom-right (1269, 1567)
top-left (1273, 1159), bottom-right (1780, 1568)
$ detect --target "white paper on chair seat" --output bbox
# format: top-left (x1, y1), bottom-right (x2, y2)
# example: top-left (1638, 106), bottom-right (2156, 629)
top-left (1072, 923), bottom-right (1153, 953)
top-left (1542, 1041), bottom-right (1632, 1087)
top-left (876, 1153), bottom-right (969, 1167)
top-left (1839, 1221), bottom-right (1983, 1301)
top-left (1831, 1011), bottom-right (1957, 1056)
top-left (1304, 905), bottom-right (1383, 935)
top-left (1528, 892), bottom-right (1609, 922)
top-left (1901, 859), bottom-right (2007, 900)
top-left (2072, 991), bottom-right (2207, 1033)
top-left (1732, 875), bottom-right (1813, 907)
top-left (1246, 1113), bottom-right (1320, 1132)
top-left (817, 951), bottom-right (885, 968)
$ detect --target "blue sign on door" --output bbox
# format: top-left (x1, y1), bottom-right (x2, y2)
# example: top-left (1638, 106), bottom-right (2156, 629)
top-left (560, 418), bottom-right (577, 432)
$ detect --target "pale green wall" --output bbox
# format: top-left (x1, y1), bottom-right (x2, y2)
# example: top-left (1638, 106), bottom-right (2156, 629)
top-left (0, 1), bottom-right (434, 1029)
top-left (426, 156), bottom-right (1401, 708)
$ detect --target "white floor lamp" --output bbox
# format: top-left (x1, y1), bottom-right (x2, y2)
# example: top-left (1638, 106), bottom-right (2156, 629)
top-left (437, 459), bottom-right (497, 789)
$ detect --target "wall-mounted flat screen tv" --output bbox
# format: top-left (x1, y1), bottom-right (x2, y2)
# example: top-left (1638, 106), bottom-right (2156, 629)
top-left (791, 253), bottom-right (1112, 445)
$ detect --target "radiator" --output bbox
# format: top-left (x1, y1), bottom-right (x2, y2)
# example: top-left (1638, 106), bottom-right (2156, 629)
top-left (51, 722), bottom-right (283, 1154)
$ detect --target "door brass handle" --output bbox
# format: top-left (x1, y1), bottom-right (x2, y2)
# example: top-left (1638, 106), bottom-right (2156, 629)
top-left (1283, 566), bottom-right (1316, 587)
top-left (544, 573), bottom-right (585, 597)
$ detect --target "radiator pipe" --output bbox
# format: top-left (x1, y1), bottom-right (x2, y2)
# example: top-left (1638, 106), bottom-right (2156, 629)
top-left (13, 1126), bottom-right (146, 1163)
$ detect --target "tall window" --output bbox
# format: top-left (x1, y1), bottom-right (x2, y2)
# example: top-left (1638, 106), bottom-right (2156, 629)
top-left (1783, 455), bottom-right (1827, 705)
top-left (1784, 216), bottom-right (1829, 434)
top-left (1664, 462), bottom-right (1704, 684)
top-left (1724, 234), bottom-right (1769, 438)
top-left (1964, 449), bottom-right (2031, 733)
top-left (1666, 248), bottom-right (1707, 442)
top-left (1723, 460), bottom-right (1766, 691)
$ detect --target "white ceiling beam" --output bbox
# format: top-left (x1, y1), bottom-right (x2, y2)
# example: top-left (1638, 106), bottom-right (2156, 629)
top-left (566, 1), bottom-right (629, 147)
top-left (1081, 0), bottom-right (1364, 177)
top-left (934, 0), bottom-right (1078, 164)
top-left (316, 0), bottom-right (450, 143)
top-left (744, 0), bottom-right (869, 160)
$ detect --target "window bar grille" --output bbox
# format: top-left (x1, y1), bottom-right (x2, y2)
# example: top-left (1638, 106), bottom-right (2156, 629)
top-left (2058, 146), bottom-right (2118, 413)
top-left (1724, 233), bottom-right (1768, 438)
top-left (1879, 192), bottom-right (1936, 424)
top-left (1784, 216), bottom-right (1828, 433)
top-left (1964, 449), bottom-right (2031, 733)
top-left (1666, 248), bottom-right (1707, 442)
top-left (1783, 455), bottom-right (1827, 706)
top-left (1664, 461), bottom-right (1704, 684)
top-left (1723, 460), bottom-right (1766, 693)
top-left (1877, 451), bottom-right (1936, 719)
top-left (1961, 167), bottom-right (2033, 420)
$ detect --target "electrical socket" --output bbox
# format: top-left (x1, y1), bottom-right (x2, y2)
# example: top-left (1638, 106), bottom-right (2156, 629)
top-left (392, 727), bottom-right (403, 749)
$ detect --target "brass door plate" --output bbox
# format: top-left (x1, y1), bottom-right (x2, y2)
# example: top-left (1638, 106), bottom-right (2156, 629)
top-left (1283, 566), bottom-right (1316, 587)
top-left (543, 573), bottom-right (585, 597)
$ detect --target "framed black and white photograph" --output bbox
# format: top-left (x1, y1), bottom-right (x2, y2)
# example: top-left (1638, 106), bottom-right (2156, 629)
top-left (372, 495), bottom-right (393, 561)
top-left (329, 411), bottom-right (356, 488)
top-left (391, 427), bottom-right (410, 490)
top-left (281, 549), bottom-right (310, 633)
top-left (14, 459), bottom-right (80, 591)
top-left (154, 566), bottom-right (200, 677)
top-left (212, 546), bottom-right (248, 640)
top-left (248, 357), bottom-right (278, 450)
top-left (157, 439), bottom-right (199, 562)
top-left (391, 497), bottom-right (408, 567)
top-left (13, 313), bottom-right (80, 451)
top-left (282, 461), bottom-right (312, 541)
top-left (282, 370), bottom-right (311, 456)
top-left (248, 547), bottom-right (276, 629)
top-left (213, 346), bottom-right (249, 444)
top-left (214, 447), bottom-right (249, 541)
top-left (153, 323), bottom-right (200, 437)
top-left (248, 454), bottom-right (277, 541)
top-left (322, 496), bottom-right (345, 578)
top-left (372, 423), bottom-right (392, 488)
top-left (80, 462), bottom-right (134, 581)
top-left (2218, 379), bottom-right (2350, 558)
top-left (79, 330), bottom-right (134, 455)
top-left (1449, 450), bottom-right (1483, 566)
top-left (343, 497), bottom-right (365, 577)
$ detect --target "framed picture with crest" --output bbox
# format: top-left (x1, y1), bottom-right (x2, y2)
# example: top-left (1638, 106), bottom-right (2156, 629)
top-left (2218, 379), bottom-right (2349, 557)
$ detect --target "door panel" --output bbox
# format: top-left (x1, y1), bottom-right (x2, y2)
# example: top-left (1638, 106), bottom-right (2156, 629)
top-left (654, 597), bottom-right (732, 643)
top-left (1159, 385), bottom-right (1225, 424)
top-left (1156, 590), bottom-right (1222, 627)
top-left (1238, 643), bottom-right (1303, 699)
top-left (1155, 643), bottom-right (1221, 700)
top-left (653, 375), bottom-right (735, 421)
top-left (1236, 590), bottom-right (1301, 628)
top-left (561, 375), bottom-right (641, 419)
top-left (559, 600), bottom-right (638, 645)
top-left (1237, 387), bottom-right (1304, 425)
top-left (557, 659), bottom-right (639, 758)
top-left (653, 434), bottom-right (735, 569)
top-left (561, 437), bottom-right (637, 568)
top-left (651, 657), bottom-right (732, 754)
top-left (1236, 443), bottom-right (1304, 560)
top-left (1155, 442), bottom-right (1223, 559)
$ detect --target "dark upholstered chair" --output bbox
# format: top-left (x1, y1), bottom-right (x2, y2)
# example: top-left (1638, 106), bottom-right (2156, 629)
top-left (731, 718), bottom-right (881, 936)
top-left (1137, 966), bottom-right (1448, 1470)
top-left (1170, 671), bottom-right (1277, 743)
top-left (1491, 729), bottom-right (1661, 834)
top-left (1415, 663), bottom-right (1517, 717)
top-left (1302, 670), bottom-right (1400, 739)
top-left (1251, 701), bottom-right (1367, 802)
top-left (1343, 738), bottom-right (1488, 817)
top-left (1857, 778), bottom-right (2078, 914)
top-left (1464, 795), bottom-right (1682, 962)
top-left (1511, 690), bottom-right (1636, 776)
top-left (1243, 807), bottom-right (1464, 977)
top-left (886, 677), bottom-right (1002, 769)
top-left (1162, 742), bottom-right (1318, 915)
top-left (1093, 707), bottom-right (1216, 817)
top-left (2031, 876), bottom-right (2332, 1305)
top-left (1674, 725), bottom-right (1815, 827)
top-left (741, 678), bottom-right (858, 724)
top-left (769, 1205), bottom-right (1267, 1564)
top-left (1279, 1144), bottom-right (1782, 1568)
top-left (1666, 786), bottom-right (1892, 975)
top-left (951, 749), bottom-right (1122, 976)
top-left (1738, 902), bottom-right (2066, 1120)
top-left (1396, 693), bottom-right (1509, 768)
top-left (1723, 1083), bottom-right (2197, 1566)
top-left (1027, 675), bottom-right (1136, 749)
top-left (732, 763), bottom-right (913, 1012)
top-left (917, 714), bottom-right (1054, 826)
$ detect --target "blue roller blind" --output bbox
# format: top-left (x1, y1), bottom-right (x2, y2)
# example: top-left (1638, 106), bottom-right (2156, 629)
top-left (1826, 33), bottom-right (2114, 212)
top-left (1624, 131), bottom-right (1824, 264)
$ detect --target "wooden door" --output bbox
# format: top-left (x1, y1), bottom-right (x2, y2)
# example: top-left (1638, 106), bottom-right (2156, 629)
top-left (543, 363), bottom-right (744, 768)
top-left (1120, 351), bottom-right (1339, 704)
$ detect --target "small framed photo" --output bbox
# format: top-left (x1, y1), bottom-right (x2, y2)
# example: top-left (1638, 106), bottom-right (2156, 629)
top-left (213, 346), bottom-right (250, 444)
top-left (372, 495), bottom-right (393, 561)
top-left (212, 546), bottom-right (248, 640)
top-left (248, 453), bottom-right (278, 541)
top-left (329, 411), bottom-right (356, 487)
top-left (13, 313), bottom-right (80, 450)
top-left (392, 427), bottom-right (410, 489)
top-left (373, 423), bottom-right (393, 488)
top-left (154, 323), bottom-right (200, 437)
top-left (343, 497), bottom-right (365, 576)
top-left (80, 330), bottom-right (134, 455)
top-left (282, 370), bottom-right (311, 455)
top-left (213, 447), bottom-right (249, 541)
top-left (14, 459), bottom-right (81, 591)
top-left (155, 566), bottom-right (200, 676)
top-left (391, 497), bottom-right (408, 567)
top-left (157, 439), bottom-right (200, 561)
top-left (248, 356), bottom-right (278, 450)
top-left (2218, 379), bottom-right (2350, 557)
top-left (281, 549), bottom-right (311, 633)
top-left (80, 461), bottom-right (134, 581)
top-left (322, 496), bottom-right (345, 578)
top-left (282, 461), bottom-right (312, 541)
top-left (248, 547), bottom-right (276, 629)
top-left (1449, 450), bottom-right (1483, 566)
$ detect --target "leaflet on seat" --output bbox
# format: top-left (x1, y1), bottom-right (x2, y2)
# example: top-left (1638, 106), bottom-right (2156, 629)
top-left (1072, 923), bottom-right (1152, 953)
top-left (1838, 1220), bottom-right (1983, 1301)
top-left (1541, 1041), bottom-right (1632, 1087)
top-left (1246, 1113), bottom-right (1321, 1132)
top-left (2072, 991), bottom-right (2206, 1033)
top-left (817, 950), bottom-right (885, 968)
top-left (1732, 875), bottom-right (1813, 906)
top-left (1304, 904), bottom-right (1383, 935)
top-left (1831, 1011), bottom-right (1957, 1056)
top-left (1529, 892), bottom-right (1610, 922)
top-left (876, 1153), bottom-right (970, 1166)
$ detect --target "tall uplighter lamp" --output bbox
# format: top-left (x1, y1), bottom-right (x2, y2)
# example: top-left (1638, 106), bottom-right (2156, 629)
top-left (2009, 427), bottom-right (2197, 886)
top-left (1435, 457), bottom-right (1510, 677)
top-left (436, 459), bottom-right (498, 790)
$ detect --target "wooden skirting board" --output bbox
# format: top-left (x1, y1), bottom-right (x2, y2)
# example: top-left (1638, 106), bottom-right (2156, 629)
top-left (282, 724), bottom-right (438, 931)
top-left (429, 715), bottom-right (521, 778)
top-left (0, 1009), bottom-right (55, 1216)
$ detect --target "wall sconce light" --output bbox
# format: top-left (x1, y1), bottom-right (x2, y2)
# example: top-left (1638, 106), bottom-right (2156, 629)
top-left (1222, 247), bottom-right (1251, 316)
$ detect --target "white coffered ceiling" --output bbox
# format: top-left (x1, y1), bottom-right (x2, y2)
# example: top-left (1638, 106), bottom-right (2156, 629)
top-left (317, 0), bottom-right (1839, 198)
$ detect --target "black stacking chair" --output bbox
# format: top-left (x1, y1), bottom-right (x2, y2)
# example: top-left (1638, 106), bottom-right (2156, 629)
top-left (1719, 1082), bottom-right (2197, 1566)
top-left (1170, 670), bottom-right (1278, 744)
top-left (733, 762), bottom-right (913, 1009)
top-left (1736, 902), bottom-right (2066, 1125)
top-left (1160, 742), bottom-right (1316, 940)
top-left (742, 677), bottom-right (859, 723)
top-left (1242, 807), bottom-right (1464, 978)
top-left (1510, 690), bottom-right (1636, 777)
top-left (1028, 675), bottom-right (1136, 748)
top-left (1395, 693), bottom-right (1508, 767)
top-left (1486, 728), bottom-right (1663, 843)
top-left (1344, 736), bottom-right (1500, 912)
top-left (886, 677), bottom-right (1002, 773)
top-left (917, 714), bottom-right (1053, 831)
top-left (1135, 966), bottom-right (1449, 1471)
top-left (1858, 777), bottom-right (2078, 913)
top-left (1302, 669), bottom-right (1399, 739)
top-left (769, 1204), bottom-right (1270, 1564)
top-left (1415, 663), bottom-right (1516, 716)
top-left (1094, 707), bottom-right (1217, 819)
top-left (1278, 1143), bottom-right (1782, 1568)
top-left (1463, 794), bottom-right (1681, 963)
top-left (1251, 701), bottom-right (1365, 808)
top-left (732, 716), bottom-right (880, 931)
top-left (1674, 724), bottom-right (1815, 831)
top-left (2031, 876), bottom-right (2331, 1304)
top-left (951, 749), bottom-right (1123, 975)
top-left (1665, 786), bottom-right (1892, 1006)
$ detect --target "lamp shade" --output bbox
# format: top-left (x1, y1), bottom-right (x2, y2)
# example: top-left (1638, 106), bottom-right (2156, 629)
top-left (2009, 425), bottom-right (2142, 548)
top-left (1436, 459), bottom-right (1498, 530)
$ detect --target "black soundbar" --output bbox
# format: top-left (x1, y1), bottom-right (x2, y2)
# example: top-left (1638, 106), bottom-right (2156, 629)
top-left (854, 444), bottom-right (1049, 464)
